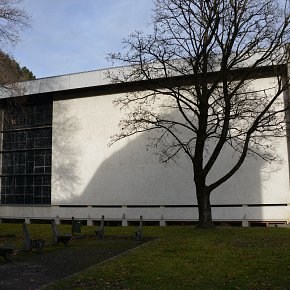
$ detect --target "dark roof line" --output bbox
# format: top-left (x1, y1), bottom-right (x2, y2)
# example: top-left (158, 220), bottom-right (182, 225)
top-left (32, 65), bottom-right (127, 81)
top-left (26, 64), bottom-right (287, 101)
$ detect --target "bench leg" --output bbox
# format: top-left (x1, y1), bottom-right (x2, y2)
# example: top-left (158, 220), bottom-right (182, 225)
top-left (5, 253), bottom-right (12, 262)
top-left (3, 252), bottom-right (12, 262)
top-left (96, 229), bottom-right (104, 239)
top-left (135, 229), bottom-right (143, 241)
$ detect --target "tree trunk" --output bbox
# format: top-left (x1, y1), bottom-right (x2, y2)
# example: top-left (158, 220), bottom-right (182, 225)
top-left (196, 185), bottom-right (214, 228)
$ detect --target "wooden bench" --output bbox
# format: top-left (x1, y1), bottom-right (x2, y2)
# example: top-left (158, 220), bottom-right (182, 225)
top-left (95, 215), bottom-right (105, 239)
top-left (23, 222), bottom-right (45, 252)
top-left (51, 220), bottom-right (72, 246)
top-left (135, 215), bottom-right (143, 241)
top-left (71, 217), bottom-right (82, 235)
top-left (0, 246), bottom-right (15, 262)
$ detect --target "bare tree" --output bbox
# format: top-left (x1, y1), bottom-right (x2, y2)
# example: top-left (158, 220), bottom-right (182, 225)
top-left (0, 0), bottom-right (30, 97)
top-left (109, 0), bottom-right (290, 227)
top-left (0, 0), bottom-right (30, 49)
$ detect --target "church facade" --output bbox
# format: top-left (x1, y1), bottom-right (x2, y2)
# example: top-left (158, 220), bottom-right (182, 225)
top-left (0, 62), bottom-right (289, 227)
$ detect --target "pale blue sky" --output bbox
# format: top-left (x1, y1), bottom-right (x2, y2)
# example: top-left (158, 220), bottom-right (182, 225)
top-left (10, 0), bottom-right (153, 78)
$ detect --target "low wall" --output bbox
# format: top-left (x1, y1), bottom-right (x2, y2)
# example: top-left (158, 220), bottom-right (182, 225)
top-left (0, 204), bottom-right (289, 227)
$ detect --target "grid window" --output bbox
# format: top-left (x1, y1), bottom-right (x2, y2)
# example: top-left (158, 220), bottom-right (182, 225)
top-left (0, 102), bottom-right (52, 205)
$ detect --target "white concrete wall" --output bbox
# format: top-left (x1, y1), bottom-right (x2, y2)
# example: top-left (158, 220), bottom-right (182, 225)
top-left (0, 205), bottom-right (289, 226)
top-left (1, 68), bottom-right (289, 225)
top-left (48, 75), bottom-right (290, 223)
top-left (17, 68), bottom-right (113, 96)
top-left (51, 93), bottom-right (195, 206)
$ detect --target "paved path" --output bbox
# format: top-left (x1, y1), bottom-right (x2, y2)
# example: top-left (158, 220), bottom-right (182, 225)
top-left (0, 237), bottom-right (144, 290)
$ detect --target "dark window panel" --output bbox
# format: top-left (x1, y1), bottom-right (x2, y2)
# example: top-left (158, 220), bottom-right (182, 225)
top-left (34, 167), bottom-right (45, 174)
top-left (1, 101), bottom-right (52, 205)
top-left (15, 195), bottom-right (24, 204)
top-left (25, 186), bottom-right (33, 195)
top-left (33, 197), bottom-right (41, 204)
top-left (43, 186), bottom-right (51, 196)
top-left (24, 195), bottom-right (33, 204)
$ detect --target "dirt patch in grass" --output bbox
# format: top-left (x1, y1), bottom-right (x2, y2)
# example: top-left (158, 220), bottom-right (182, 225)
top-left (0, 235), bottom-right (149, 290)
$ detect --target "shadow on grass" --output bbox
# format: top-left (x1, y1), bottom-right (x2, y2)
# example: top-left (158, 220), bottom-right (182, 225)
top-left (43, 227), bottom-right (290, 290)
top-left (0, 235), bottom-right (151, 290)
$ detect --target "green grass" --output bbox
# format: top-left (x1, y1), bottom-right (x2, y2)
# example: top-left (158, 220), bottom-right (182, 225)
top-left (1, 224), bottom-right (290, 289)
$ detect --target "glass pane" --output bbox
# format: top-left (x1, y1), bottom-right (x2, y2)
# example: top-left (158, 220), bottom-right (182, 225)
top-left (1, 101), bottom-right (52, 205)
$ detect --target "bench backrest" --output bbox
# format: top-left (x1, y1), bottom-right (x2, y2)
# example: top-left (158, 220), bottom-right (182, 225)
top-left (100, 215), bottom-right (105, 228)
top-left (23, 222), bottom-right (30, 240)
top-left (23, 222), bottom-right (31, 251)
top-left (51, 220), bottom-right (59, 237)
top-left (72, 217), bottom-right (82, 234)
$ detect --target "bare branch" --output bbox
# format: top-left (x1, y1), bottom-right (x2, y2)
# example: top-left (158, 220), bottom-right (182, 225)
top-left (108, 0), bottom-right (290, 227)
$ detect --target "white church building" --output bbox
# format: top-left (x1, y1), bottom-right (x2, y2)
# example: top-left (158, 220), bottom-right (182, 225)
top-left (0, 60), bottom-right (289, 227)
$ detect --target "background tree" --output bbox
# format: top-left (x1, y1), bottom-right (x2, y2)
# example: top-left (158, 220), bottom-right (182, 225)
top-left (109, 0), bottom-right (290, 227)
top-left (0, 0), bottom-right (30, 49)
top-left (0, 51), bottom-right (35, 83)
top-left (0, 0), bottom-right (31, 95)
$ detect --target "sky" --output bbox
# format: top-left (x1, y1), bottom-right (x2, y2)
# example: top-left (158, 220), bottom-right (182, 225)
top-left (10, 0), bottom-right (154, 79)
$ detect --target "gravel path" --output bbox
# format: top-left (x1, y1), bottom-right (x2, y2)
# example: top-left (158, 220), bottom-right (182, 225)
top-left (0, 237), bottom-right (145, 290)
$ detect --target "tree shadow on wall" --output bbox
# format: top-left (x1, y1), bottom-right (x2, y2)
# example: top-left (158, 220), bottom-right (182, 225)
top-left (52, 101), bottom-right (81, 203)
top-left (49, 91), bottom-right (289, 225)
top-left (63, 106), bottom-right (286, 213)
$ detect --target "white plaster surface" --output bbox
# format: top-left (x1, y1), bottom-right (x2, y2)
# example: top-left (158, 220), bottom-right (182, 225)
top-left (50, 75), bottom-right (290, 223)
top-left (17, 68), bottom-right (116, 96)
top-left (52, 93), bottom-right (195, 205)
top-left (0, 63), bottom-right (289, 224)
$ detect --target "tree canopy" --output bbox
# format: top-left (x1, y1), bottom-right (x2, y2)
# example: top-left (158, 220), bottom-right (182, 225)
top-left (0, 0), bottom-right (30, 49)
top-left (109, 0), bottom-right (290, 227)
top-left (0, 50), bottom-right (35, 83)
top-left (0, 0), bottom-right (32, 97)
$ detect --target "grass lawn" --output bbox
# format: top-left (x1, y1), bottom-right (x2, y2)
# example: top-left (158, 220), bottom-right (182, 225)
top-left (1, 224), bottom-right (290, 289)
